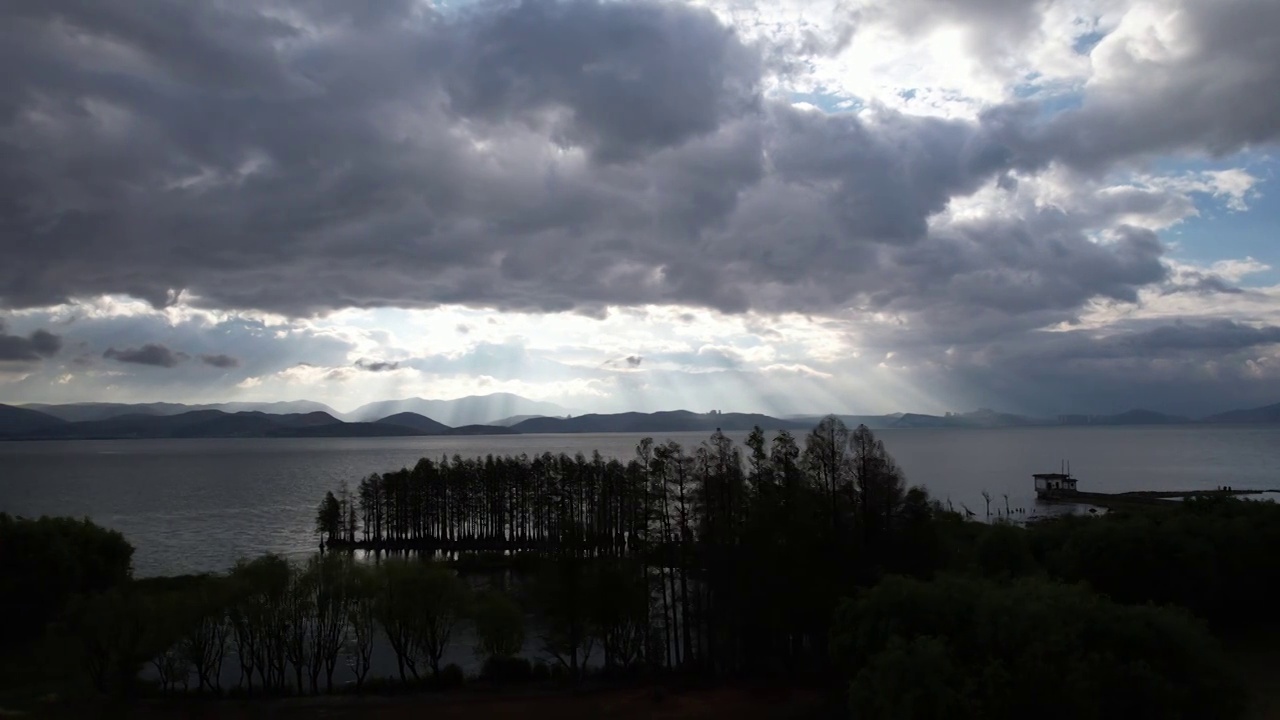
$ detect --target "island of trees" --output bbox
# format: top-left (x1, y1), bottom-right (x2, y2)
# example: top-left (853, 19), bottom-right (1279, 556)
top-left (3, 417), bottom-right (1278, 718)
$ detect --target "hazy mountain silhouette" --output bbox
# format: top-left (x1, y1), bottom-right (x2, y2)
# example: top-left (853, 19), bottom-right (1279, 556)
top-left (170, 411), bottom-right (340, 438)
top-left (488, 414), bottom-right (549, 427)
top-left (20, 400), bottom-right (340, 423)
top-left (0, 410), bottom-right (367, 440)
top-left (1203, 402), bottom-right (1280, 424)
top-left (448, 424), bottom-right (520, 436)
top-left (273, 422), bottom-right (429, 438)
top-left (1091, 409), bottom-right (1189, 425)
top-left (0, 409), bottom-right (404, 438)
top-left (0, 407), bottom-right (519, 440)
top-left (791, 408), bottom-right (1192, 428)
top-left (0, 404), bottom-right (66, 434)
top-left (374, 412), bottom-right (451, 434)
top-left (350, 393), bottom-right (568, 426)
top-left (510, 410), bottom-right (811, 434)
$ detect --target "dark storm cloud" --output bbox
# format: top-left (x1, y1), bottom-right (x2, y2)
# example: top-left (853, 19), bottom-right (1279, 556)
top-left (879, 223), bottom-right (1167, 343)
top-left (355, 359), bottom-right (401, 372)
top-left (626, 355), bottom-right (643, 367)
top-left (1163, 272), bottom-right (1244, 296)
top-left (104, 343), bottom-right (185, 367)
top-left (1092, 321), bottom-right (1280, 358)
top-left (0, 309), bottom-right (363, 404)
top-left (913, 320), bottom-right (1280, 416)
top-left (0, 321), bottom-right (61, 361)
top-left (199, 353), bottom-right (240, 369)
top-left (444, 0), bottom-right (760, 163)
top-left (0, 0), bottom-right (1187, 325)
top-left (914, 320), bottom-right (1280, 370)
top-left (0, 0), bottom-right (767, 316)
top-left (47, 312), bottom-right (353, 379)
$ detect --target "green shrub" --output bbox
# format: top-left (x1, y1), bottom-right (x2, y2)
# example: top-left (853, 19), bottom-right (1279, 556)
top-left (832, 574), bottom-right (1245, 720)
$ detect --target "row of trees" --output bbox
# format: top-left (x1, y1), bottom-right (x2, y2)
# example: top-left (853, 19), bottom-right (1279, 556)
top-left (316, 421), bottom-right (913, 554)
top-left (50, 554), bottom-right (509, 698)
top-left (315, 420), bottom-right (940, 676)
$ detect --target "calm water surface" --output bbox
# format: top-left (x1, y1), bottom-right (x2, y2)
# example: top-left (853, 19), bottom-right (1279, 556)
top-left (1, 426), bottom-right (1278, 577)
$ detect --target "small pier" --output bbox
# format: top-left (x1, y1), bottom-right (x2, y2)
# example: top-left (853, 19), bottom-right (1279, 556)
top-left (1034, 469), bottom-right (1278, 509)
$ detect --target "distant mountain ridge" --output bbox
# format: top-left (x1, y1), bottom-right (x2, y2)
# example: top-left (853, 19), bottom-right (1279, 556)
top-left (0, 406), bottom-right (543, 440)
top-left (789, 406), bottom-right (1238, 428)
top-left (20, 400), bottom-right (340, 423)
top-left (1, 409), bottom-right (347, 440)
top-left (375, 412), bottom-right (452, 434)
top-left (3, 398), bottom-right (1280, 441)
top-left (1203, 402), bottom-right (1280, 424)
top-left (488, 414), bottom-right (549, 427)
top-left (349, 393), bottom-right (569, 426)
top-left (0, 404), bottom-right (66, 434)
top-left (510, 411), bottom-right (812, 434)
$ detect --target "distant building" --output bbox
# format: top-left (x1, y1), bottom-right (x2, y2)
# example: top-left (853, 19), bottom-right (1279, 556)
top-left (1034, 472), bottom-right (1078, 498)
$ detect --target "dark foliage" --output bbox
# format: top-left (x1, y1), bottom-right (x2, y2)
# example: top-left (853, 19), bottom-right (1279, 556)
top-left (0, 514), bottom-right (133, 644)
top-left (1025, 497), bottom-right (1280, 632)
top-left (480, 655), bottom-right (534, 683)
top-left (831, 574), bottom-right (1245, 720)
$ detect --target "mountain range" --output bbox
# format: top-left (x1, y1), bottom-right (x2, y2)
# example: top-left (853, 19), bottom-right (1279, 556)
top-left (18, 400), bottom-right (343, 423)
top-left (511, 411), bottom-right (812, 434)
top-left (16, 393), bottom-right (568, 426)
top-left (347, 393), bottom-right (569, 426)
top-left (2, 398), bottom-right (1278, 441)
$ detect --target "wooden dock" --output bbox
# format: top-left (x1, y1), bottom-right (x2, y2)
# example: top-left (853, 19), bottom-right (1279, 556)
top-left (1038, 488), bottom-right (1279, 509)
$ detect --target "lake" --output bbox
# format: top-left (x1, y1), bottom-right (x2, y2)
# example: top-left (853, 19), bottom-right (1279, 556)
top-left (1, 426), bottom-right (1278, 577)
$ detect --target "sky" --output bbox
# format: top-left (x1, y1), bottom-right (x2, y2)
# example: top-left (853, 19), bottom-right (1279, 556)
top-left (1, 0), bottom-right (1278, 418)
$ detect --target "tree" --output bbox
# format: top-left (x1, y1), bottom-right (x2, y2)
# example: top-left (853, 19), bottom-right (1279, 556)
top-left (306, 554), bottom-right (352, 693)
top-left (226, 555), bottom-right (291, 694)
top-left (849, 424), bottom-right (906, 547)
top-left (533, 554), bottom-right (594, 680)
top-left (373, 559), bottom-right (426, 683)
top-left (177, 579), bottom-right (229, 693)
top-left (473, 589), bottom-right (525, 662)
top-left (0, 514), bottom-right (134, 647)
top-left (416, 563), bottom-right (466, 679)
top-left (282, 562), bottom-right (315, 692)
top-left (343, 564), bottom-right (376, 692)
top-left (59, 588), bottom-right (151, 697)
top-left (589, 559), bottom-right (649, 674)
top-left (744, 426), bottom-right (771, 492)
top-left (804, 416), bottom-right (850, 533)
top-left (315, 492), bottom-right (342, 544)
top-left (371, 559), bottom-right (465, 682)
